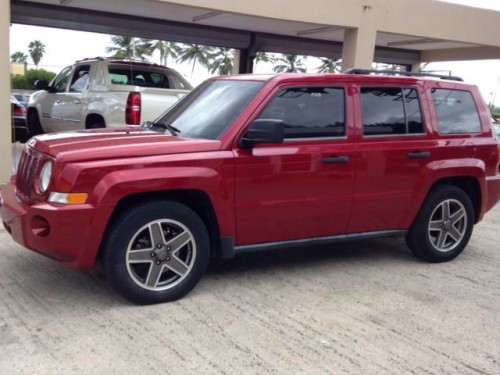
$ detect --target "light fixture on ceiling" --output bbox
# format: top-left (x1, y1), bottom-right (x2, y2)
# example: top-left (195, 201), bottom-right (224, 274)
top-left (297, 26), bottom-right (341, 36)
top-left (192, 11), bottom-right (224, 22)
top-left (387, 38), bottom-right (443, 47)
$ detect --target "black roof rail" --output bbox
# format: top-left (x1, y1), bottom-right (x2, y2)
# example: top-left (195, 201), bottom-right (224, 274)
top-left (75, 57), bottom-right (162, 66)
top-left (343, 68), bottom-right (463, 82)
top-left (76, 56), bottom-right (106, 62)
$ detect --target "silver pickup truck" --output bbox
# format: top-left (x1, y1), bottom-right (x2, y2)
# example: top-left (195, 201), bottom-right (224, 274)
top-left (26, 57), bottom-right (192, 135)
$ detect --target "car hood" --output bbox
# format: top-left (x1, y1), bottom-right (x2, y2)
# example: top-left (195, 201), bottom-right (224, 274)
top-left (28, 127), bottom-right (222, 164)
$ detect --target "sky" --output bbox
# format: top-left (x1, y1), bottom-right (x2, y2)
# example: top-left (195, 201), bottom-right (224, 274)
top-left (9, 0), bottom-right (500, 107)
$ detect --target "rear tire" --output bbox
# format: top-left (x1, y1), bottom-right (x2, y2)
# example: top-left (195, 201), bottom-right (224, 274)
top-left (27, 110), bottom-right (43, 137)
top-left (406, 185), bottom-right (474, 262)
top-left (87, 121), bottom-right (105, 129)
top-left (101, 200), bottom-right (210, 304)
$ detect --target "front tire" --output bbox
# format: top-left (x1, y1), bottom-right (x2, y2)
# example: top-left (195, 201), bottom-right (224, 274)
top-left (101, 200), bottom-right (210, 304)
top-left (27, 110), bottom-right (44, 137)
top-left (406, 185), bottom-right (474, 262)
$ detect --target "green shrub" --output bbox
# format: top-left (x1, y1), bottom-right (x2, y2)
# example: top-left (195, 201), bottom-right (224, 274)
top-left (11, 69), bottom-right (56, 90)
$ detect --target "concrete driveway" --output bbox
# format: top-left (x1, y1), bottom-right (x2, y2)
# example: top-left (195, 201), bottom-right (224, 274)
top-left (1, 204), bottom-right (499, 374)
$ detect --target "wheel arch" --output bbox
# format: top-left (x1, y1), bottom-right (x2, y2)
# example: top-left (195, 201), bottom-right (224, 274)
top-left (85, 113), bottom-right (106, 129)
top-left (98, 189), bottom-right (223, 261)
top-left (426, 176), bottom-right (481, 224)
top-left (27, 106), bottom-right (39, 120)
top-left (27, 106), bottom-right (41, 126)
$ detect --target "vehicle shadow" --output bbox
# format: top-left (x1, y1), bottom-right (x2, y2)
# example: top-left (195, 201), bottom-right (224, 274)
top-left (1, 236), bottom-right (414, 308)
top-left (206, 236), bottom-right (414, 277)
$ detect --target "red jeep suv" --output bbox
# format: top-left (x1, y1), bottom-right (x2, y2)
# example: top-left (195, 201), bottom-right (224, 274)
top-left (2, 70), bottom-right (500, 304)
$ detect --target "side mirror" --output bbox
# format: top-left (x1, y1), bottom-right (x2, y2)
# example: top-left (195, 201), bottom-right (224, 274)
top-left (34, 80), bottom-right (50, 91)
top-left (239, 119), bottom-right (284, 148)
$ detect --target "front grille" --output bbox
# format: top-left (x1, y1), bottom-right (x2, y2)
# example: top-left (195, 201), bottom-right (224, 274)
top-left (16, 151), bottom-right (39, 199)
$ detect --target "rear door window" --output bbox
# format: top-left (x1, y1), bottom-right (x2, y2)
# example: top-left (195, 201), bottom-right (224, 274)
top-left (361, 87), bottom-right (424, 136)
top-left (431, 89), bottom-right (481, 134)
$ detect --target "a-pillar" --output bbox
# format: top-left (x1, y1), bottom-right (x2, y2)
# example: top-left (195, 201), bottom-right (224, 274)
top-left (341, 26), bottom-right (377, 70)
top-left (0, 0), bottom-right (11, 184)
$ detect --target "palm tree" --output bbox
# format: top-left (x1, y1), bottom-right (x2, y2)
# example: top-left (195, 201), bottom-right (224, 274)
top-left (316, 58), bottom-right (341, 73)
top-left (28, 40), bottom-right (46, 68)
top-left (177, 44), bottom-right (213, 78)
top-left (11, 51), bottom-right (28, 64)
top-left (373, 63), bottom-right (404, 71)
top-left (208, 47), bottom-right (234, 75)
top-left (272, 54), bottom-right (306, 73)
top-left (105, 35), bottom-right (153, 60)
top-left (151, 41), bottom-right (181, 66)
top-left (254, 51), bottom-right (275, 67)
top-left (419, 62), bottom-right (429, 72)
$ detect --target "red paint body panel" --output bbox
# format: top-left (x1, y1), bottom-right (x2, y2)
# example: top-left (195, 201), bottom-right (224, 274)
top-left (1, 73), bottom-right (499, 269)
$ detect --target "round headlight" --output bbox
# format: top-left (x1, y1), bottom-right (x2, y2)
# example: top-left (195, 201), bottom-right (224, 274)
top-left (39, 161), bottom-right (53, 193)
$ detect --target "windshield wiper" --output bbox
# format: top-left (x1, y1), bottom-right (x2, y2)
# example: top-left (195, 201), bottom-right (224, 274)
top-left (142, 121), bottom-right (181, 136)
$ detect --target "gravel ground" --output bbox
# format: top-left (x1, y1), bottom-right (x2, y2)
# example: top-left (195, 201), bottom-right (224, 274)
top-left (0, 204), bottom-right (499, 374)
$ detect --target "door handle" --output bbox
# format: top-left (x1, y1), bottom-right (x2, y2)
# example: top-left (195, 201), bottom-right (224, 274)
top-left (407, 151), bottom-right (430, 159)
top-left (321, 156), bottom-right (349, 164)
top-left (74, 99), bottom-right (81, 104)
top-left (55, 100), bottom-right (61, 104)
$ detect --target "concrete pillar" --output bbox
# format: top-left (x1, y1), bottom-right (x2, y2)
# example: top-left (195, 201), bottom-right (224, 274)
top-left (0, 1), bottom-right (11, 184)
top-left (411, 63), bottom-right (421, 72)
top-left (341, 26), bottom-right (377, 70)
top-left (233, 48), bottom-right (253, 74)
top-left (232, 50), bottom-right (241, 75)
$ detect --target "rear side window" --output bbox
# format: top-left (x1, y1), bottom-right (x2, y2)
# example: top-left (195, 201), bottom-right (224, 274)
top-left (108, 65), bottom-right (177, 89)
top-left (361, 87), bottom-right (424, 136)
top-left (431, 89), bottom-right (481, 134)
top-left (257, 87), bottom-right (346, 139)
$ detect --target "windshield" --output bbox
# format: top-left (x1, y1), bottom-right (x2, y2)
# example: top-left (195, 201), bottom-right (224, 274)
top-left (154, 79), bottom-right (265, 139)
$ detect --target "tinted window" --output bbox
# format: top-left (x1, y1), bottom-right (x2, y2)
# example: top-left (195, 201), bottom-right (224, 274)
top-left (156, 80), bottom-right (264, 139)
top-left (108, 64), bottom-right (191, 89)
top-left (404, 88), bottom-right (425, 134)
top-left (258, 87), bottom-right (345, 138)
top-left (431, 89), bottom-right (481, 134)
top-left (51, 66), bottom-right (73, 93)
top-left (361, 87), bottom-right (424, 136)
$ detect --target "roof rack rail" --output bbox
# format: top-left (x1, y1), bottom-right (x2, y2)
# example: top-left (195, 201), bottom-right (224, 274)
top-left (75, 57), bottom-right (162, 66)
top-left (343, 68), bottom-right (463, 82)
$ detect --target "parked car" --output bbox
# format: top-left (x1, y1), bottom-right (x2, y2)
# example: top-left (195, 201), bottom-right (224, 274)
top-left (12, 93), bottom-right (30, 108)
top-left (2, 70), bottom-right (500, 304)
top-left (494, 123), bottom-right (500, 140)
top-left (10, 95), bottom-right (28, 142)
top-left (26, 57), bottom-right (192, 136)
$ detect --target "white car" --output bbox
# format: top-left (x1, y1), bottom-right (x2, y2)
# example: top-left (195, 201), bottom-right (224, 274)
top-left (27, 58), bottom-right (192, 135)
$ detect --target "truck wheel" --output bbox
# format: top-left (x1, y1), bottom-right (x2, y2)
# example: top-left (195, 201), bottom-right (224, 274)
top-left (406, 185), bottom-right (474, 263)
top-left (101, 200), bottom-right (210, 304)
top-left (27, 111), bottom-right (44, 136)
top-left (87, 121), bottom-right (105, 129)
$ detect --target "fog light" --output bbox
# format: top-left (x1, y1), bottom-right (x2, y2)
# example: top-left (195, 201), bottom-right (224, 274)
top-left (31, 216), bottom-right (50, 237)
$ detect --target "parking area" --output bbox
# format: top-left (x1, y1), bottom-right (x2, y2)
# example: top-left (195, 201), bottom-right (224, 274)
top-left (0, 204), bottom-right (499, 374)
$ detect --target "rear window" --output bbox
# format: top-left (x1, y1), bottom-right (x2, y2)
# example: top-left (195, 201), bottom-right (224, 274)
top-left (431, 89), bottom-right (481, 134)
top-left (108, 64), bottom-right (190, 90)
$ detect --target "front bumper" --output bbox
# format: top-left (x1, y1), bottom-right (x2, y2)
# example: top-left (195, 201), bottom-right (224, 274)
top-left (1, 182), bottom-right (101, 269)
